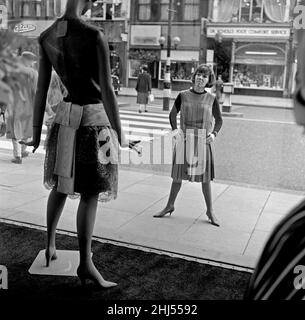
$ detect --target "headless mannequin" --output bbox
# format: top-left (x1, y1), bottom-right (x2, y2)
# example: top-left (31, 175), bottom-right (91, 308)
top-left (22, 0), bottom-right (125, 288)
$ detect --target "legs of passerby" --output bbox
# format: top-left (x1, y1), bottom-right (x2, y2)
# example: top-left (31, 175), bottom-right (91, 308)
top-left (138, 104), bottom-right (143, 113)
top-left (144, 104), bottom-right (148, 112)
top-left (11, 138), bottom-right (30, 163)
top-left (201, 181), bottom-right (220, 227)
top-left (11, 138), bottom-right (22, 164)
top-left (153, 180), bottom-right (182, 217)
top-left (45, 188), bottom-right (67, 267)
top-left (76, 193), bottom-right (117, 288)
top-left (21, 138), bottom-right (29, 158)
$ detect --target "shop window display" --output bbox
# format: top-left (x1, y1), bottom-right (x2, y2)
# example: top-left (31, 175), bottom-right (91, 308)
top-left (160, 61), bottom-right (196, 81)
top-left (129, 60), bottom-right (142, 78)
top-left (233, 64), bottom-right (284, 89)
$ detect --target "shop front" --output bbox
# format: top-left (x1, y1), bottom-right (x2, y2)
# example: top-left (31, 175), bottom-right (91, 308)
top-left (159, 50), bottom-right (199, 91)
top-left (206, 24), bottom-right (292, 97)
top-left (128, 48), bottom-right (160, 88)
top-left (232, 42), bottom-right (286, 96)
top-left (128, 25), bottom-right (162, 89)
top-left (90, 20), bottom-right (128, 86)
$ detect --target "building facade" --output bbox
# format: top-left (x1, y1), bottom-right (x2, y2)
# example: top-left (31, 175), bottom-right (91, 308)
top-left (128, 0), bottom-right (209, 90)
top-left (7, 0), bottom-right (65, 38)
top-left (205, 0), bottom-right (296, 97)
top-left (88, 0), bottom-right (130, 86)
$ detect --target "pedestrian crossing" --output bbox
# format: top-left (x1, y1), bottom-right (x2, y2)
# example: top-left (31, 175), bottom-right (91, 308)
top-left (0, 109), bottom-right (180, 155)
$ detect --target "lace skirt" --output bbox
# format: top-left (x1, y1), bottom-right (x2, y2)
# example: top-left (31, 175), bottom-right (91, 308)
top-left (44, 123), bottom-right (118, 202)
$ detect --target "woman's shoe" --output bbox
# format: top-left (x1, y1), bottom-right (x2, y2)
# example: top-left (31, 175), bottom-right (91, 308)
top-left (45, 247), bottom-right (57, 267)
top-left (77, 266), bottom-right (117, 289)
top-left (206, 212), bottom-right (220, 227)
top-left (153, 207), bottom-right (175, 218)
top-left (138, 109), bottom-right (142, 113)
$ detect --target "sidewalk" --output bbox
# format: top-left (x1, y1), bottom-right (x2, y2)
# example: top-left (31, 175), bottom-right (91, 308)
top-left (0, 148), bottom-right (304, 270)
top-left (119, 86), bottom-right (294, 109)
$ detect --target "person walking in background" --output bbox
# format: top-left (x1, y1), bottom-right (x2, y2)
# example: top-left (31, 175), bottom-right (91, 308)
top-left (43, 70), bottom-right (67, 149)
top-left (5, 51), bottom-right (38, 164)
top-left (135, 64), bottom-right (151, 113)
top-left (244, 26), bottom-right (305, 300)
top-left (153, 64), bottom-right (223, 227)
top-left (21, 0), bottom-right (133, 288)
top-left (215, 75), bottom-right (224, 104)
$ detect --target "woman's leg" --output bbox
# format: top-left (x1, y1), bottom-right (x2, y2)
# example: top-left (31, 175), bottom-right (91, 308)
top-left (76, 193), bottom-right (117, 287)
top-left (153, 180), bottom-right (182, 217)
top-left (45, 188), bottom-right (67, 265)
top-left (201, 181), bottom-right (220, 226)
top-left (11, 138), bottom-right (22, 163)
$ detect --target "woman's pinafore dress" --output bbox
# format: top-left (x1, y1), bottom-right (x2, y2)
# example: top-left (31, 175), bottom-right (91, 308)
top-left (171, 90), bottom-right (216, 183)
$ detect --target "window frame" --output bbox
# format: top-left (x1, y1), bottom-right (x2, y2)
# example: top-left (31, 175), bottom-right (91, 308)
top-left (91, 0), bottom-right (125, 21)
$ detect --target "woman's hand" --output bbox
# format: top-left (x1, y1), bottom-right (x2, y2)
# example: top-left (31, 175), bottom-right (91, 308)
top-left (19, 138), bottom-right (40, 153)
top-left (171, 129), bottom-right (179, 139)
top-left (19, 126), bottom-right (41, 153)
top-left (206, 133), bottom-right (215, 144)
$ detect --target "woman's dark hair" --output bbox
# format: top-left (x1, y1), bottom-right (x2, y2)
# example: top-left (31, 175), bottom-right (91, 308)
top-left (191, 64), bottom-right (215, 88)
top-left (142, 65), bottom-right (148, 72)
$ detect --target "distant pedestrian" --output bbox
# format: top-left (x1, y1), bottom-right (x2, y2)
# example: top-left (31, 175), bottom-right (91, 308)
top-left (153, 64), bottom-right (223, 227)
top-left (215, 75), bottom-right (223, 103)
top-left (245, 27), bottom-right (305, 300)
top-left (136, 64), bottom-right (151, 113)
top-left (5, 51), bottom-right (37, 164)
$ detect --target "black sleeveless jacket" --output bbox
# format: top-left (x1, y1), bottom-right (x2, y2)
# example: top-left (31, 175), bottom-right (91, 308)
top-left (39, 18), bottom-right (103, 105)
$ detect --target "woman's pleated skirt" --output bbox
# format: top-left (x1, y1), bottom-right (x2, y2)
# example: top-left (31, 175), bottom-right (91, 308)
top-left (171, 141), bottom-right (215, 183)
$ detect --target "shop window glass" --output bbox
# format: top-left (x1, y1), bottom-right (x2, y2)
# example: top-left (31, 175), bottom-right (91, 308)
top-left (212, 0), bottom-right (240, 22)
top-left (240, 0), bottom-right (251, 22)
top-left (251, 0), bottom-right (263, 22)
top-left (36, 3), bottom-right (41, 17)
top-left (233, 64), bottom-right (284, 89)
top-left (160, 0), bottom-right (169, 21)
top-left (113, 3), bottom-right (122, 18)
top-left (91, 2), bottom-right (105, 19)
top-left (129, 60), bottom-right (142, 78)
top-left (160, 61), bottom-right (196, 81)
top-left (263, 0), bottom-right (291, 22)
top-left (46, 0), bottom-right (54, 17)
top-left (22, 3), bottom-right (30, 17)
top-left (213, 0), bottom-right (294, 23)
top-left (138, 0), bottom-right (151, 21)
top-left (184, 0), bottom-right (200, 21)
top-left (91, 1), bottom-right (124, 20)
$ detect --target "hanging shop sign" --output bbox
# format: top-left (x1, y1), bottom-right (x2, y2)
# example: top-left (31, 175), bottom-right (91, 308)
top-left (207, 26), bottom-right (290, 39)
top-left (10, 20), bottom-right (54, 38)
top-left (14, 23), bottom-right (36, 33)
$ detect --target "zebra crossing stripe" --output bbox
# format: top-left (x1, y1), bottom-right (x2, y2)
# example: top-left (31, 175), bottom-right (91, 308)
top-left (0, 111), bottom-right (175, 153)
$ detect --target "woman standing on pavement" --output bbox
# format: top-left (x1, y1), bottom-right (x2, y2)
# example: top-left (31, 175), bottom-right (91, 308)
top-left (6, 51), bottom-right (38, 164)
top-left (153, 64), bottom-right (223, 226)
top-left (135, 64), bottom-right (152, 113)
top-left (22, 0), bottom-right (134, 288)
